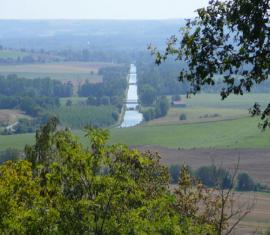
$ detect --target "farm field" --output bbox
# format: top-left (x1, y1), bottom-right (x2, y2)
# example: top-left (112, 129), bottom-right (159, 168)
top-left (138, 146), bottom-right (270, 186)
top-left (0, 62), bottom-right (118, 82)
top-left (108, 117), bottom-right (270, 149)
top-left (0, 50), bottom-right (28, 59)
top-left (1, 115), bottom-right (270, 151)
top-left (0, 109), bottom-right (30, 126)
top-left (237, 192), bottom-right (270, 234)
top-left (49, 105), bottom-right (118, 129)
top-left (146, 93), bottom-right (270, 126)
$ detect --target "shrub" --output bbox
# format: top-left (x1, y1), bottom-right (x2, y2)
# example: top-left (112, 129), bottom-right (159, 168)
top-left (195, 165), bottom-right (232, 189)
top-left (179, 113), bottom-right (187, 121)
top-left (66, 99), bottom-right (72, 107)
top-left (169, 164), bottom-right (192, 184)
top-left (237, 172), bottom-right (255, 191)
top-left (87, 96), bottom-right (98, 106)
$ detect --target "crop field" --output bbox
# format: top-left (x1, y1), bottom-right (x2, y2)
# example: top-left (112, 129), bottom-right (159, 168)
top-left (108, 117), bottom-right (270, 149)
top-left (0, 93), bottom-right (269, 150)
top-left (0, 62), bottom-right (119, 82)
top-left (238, 192), bottom-right (270, 234)
top-left (0, 109), bottom-right (31, 126)
top-left (49, 105), bottom-right (118, 129)
top-left (0, 50), bottom-right (28, 59)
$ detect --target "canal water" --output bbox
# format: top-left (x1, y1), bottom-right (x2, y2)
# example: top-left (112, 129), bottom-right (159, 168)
top-left (120, 64), bottom-right (143, 128)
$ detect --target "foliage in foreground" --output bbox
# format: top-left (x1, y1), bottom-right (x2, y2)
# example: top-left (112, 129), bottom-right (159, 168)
top-left (0, 119), bottom-right (250, 234)
top-left (151, 0), bottom-right (270, 129)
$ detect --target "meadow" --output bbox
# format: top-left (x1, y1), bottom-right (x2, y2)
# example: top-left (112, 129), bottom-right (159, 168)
top-left (146, 93), bottom-right (270, 126)
top-left (1, 93), bottom-right (270, 150)
top-left (1, 116), bottom-right (269, 151)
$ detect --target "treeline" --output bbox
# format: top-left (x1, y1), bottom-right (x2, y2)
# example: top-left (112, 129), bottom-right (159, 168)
top-left (142, 96), bottom-right (170, 121)
top-left (78, 66), bottom-right (128, 115)
top-left (57, 48), bottom-right (134, 63)
top-left (0, 74), bottom-right (72, 97)
top-left (137, 61), bottom-right (189, 106)
top-left (169, 164), bottom-right (269, 192)
top-left (0, 47), bottom-right (61, 64)
top-left (0, 75), bottom-right (72, 116)
top-left (78, 66), bottom-right (128, 97)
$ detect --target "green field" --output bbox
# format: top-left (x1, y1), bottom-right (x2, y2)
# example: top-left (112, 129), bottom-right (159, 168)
top-left (0, 62), bottom-right (117, 82)
top-left (106, 117), bottom-right (270, 149)
top-left (49, 105), bottom-right (118, 129)
top-left (146, 93), bottom-right (270, 126)
top-left (59, 97), bottom-right (87, 106)
top-left (0, 93), bottom-right (269, 151)
top-left (1, 116), bottom-right (268, 151)
top-left (0, 50), bottom-right (28, 59)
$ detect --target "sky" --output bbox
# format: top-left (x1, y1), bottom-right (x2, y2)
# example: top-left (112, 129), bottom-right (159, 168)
top-left (0, 0), bottom-right (209, 19)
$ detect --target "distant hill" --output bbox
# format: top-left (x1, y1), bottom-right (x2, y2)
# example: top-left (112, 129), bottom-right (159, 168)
top-left (0, 20), bottom-right (185, 51)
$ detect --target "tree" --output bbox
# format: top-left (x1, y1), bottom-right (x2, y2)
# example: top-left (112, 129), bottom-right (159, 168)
top-left (155, 96), bottom-right (170, 118)
top-left (3, 119), bottom-right (181, 234)
top-left (150, 0), bottom-right (270, 129)
top-left (86, 95), bottom-right (98, 106)
top-left (66, 99), bottom-right (72, 107)
top-left (0, 119), bottom-right (253, 234)
top-left (237, 172), bottom-right (255, 191)
top-left (195, 165), bottom-right (232, 189)
top-left (140, 84), bottom-right (157, 106)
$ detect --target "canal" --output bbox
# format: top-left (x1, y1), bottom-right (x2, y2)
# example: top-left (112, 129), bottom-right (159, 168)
top-left (120, 64), bottom-right (143, 128)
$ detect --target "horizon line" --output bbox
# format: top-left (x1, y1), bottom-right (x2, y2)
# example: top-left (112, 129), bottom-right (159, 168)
top-left (0, 18), bottom-right (190, 21)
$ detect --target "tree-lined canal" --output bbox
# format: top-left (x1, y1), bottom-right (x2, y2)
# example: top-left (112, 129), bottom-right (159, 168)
top-left (120, 64), bottom-right (143, 128)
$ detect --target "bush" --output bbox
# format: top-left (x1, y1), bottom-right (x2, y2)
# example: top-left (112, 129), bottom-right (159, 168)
top-left (237, 172), bottom-right (255, 191)
top-left (169, 165), bottom-right (181, 184)
top-left (66, 99), bottom-right (72, 107)
top-left (100, 96), bottom-right (110, 105)
top-left (111, 111), bottom-right (119, 122)
top-left (195, 165), bottom-right (232, 189)
top-left (143, 108), bottom-right (155, 121)
top-left (179, 113), bottom-right (187, 121)
top-left (87, 96), bottom-right (98, 106)
top-left (169, 164), bottom-right (192, 184)
top-left (155, 96), bottom-right (170, 118)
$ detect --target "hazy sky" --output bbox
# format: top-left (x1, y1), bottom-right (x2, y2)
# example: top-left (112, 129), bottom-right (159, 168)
top-left (0, 0), bottom-right (209, 19)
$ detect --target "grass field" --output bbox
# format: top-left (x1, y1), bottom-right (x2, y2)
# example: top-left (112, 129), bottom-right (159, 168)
top-left (146, 93), bottom-right (270, 126)
top-left (106, 117), bottom-right (270, 149)
top-left (1, 117), bottom-right (269, 151)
